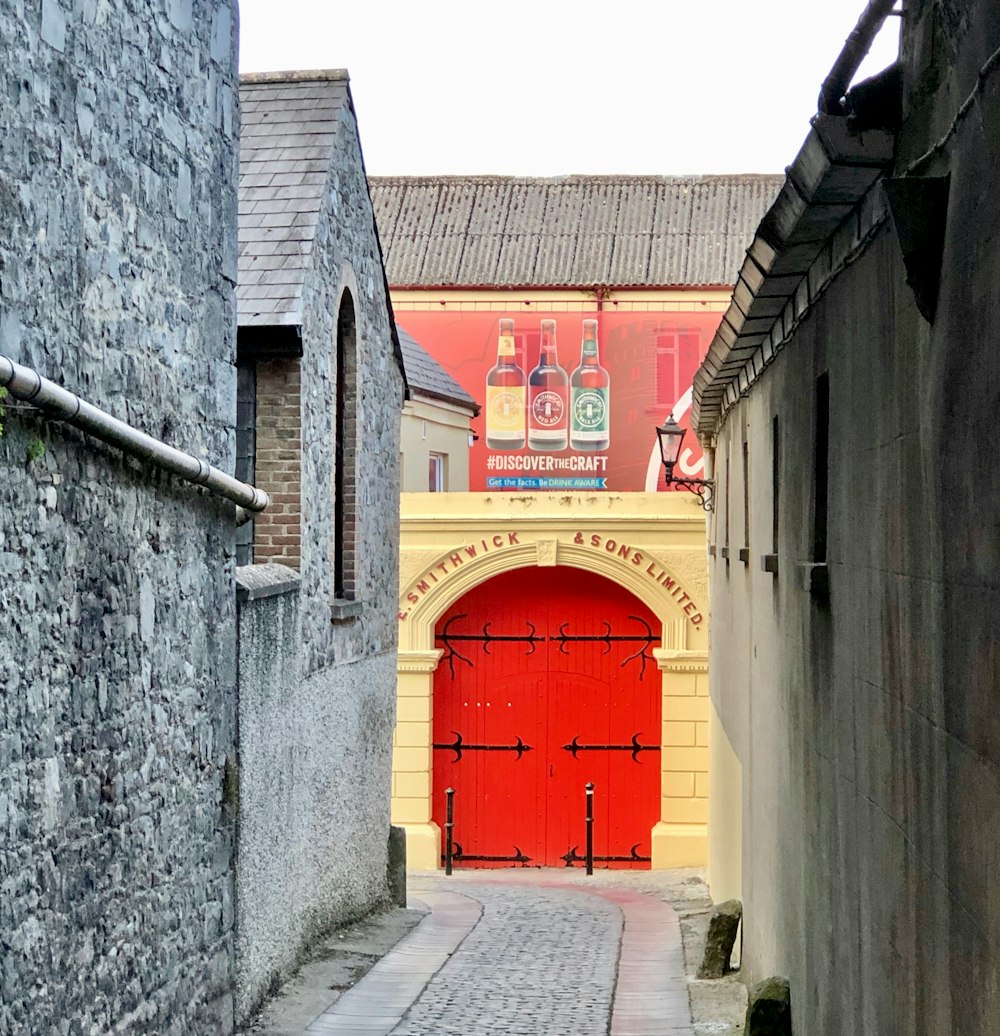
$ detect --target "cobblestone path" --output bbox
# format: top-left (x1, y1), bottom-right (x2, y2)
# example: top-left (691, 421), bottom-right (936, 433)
top-left (306, 872), bottom-right (695, 1036)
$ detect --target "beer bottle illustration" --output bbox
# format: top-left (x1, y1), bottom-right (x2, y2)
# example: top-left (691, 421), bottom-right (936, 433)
top-left (485, 317), bottom-right (526, 450)
top-left (528, 319), bottom-right (569, 450)
top-left (570, 318), bottom-right (610, 451)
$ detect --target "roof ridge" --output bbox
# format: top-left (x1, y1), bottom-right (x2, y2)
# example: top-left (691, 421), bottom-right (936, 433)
top-left (240, 69), bottom-right (349, 84)
top-left (367, 174), bottom-right (785, 185)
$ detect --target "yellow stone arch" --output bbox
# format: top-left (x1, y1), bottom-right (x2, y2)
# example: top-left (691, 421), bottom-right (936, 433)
top-left (393, 513), bottom-right (709, 871)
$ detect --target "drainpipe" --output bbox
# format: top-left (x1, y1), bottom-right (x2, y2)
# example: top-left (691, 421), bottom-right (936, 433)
top-left (0, 353), bottom-right (269, 521)
top-left (818, 0), bottom-right (899, 114)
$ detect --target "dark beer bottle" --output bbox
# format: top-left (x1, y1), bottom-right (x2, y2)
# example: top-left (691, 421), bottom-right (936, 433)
top-left (485, 318), bottom-right (526, 450)
top-left (570, 318), bottom-right (610, 451)
top-left (528, 319), bottom-right (569, 450)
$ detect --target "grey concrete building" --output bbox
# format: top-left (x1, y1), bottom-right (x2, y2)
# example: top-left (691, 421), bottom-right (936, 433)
top-left (233, 70), bottom-right (407, 1021)
top-left (694, 2), bottom-right (1000, 1034)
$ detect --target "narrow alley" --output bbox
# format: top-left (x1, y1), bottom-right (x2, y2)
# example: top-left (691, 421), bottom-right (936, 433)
top-left (248, 870), bottom-right (742, 1036)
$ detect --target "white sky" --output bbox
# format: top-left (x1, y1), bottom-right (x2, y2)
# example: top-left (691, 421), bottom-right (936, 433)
top-left (237, 0), bottom-right (900, 176)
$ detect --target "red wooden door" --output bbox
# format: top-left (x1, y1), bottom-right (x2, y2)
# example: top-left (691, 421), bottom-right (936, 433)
top-left (432, 566), bottom-right (661, 868)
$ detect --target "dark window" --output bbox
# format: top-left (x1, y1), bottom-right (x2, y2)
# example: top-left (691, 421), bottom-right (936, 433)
top-left (428, 453), bottom-right (446, 492)
top-left (334, 290), bottom-right (358, 600)
top-left (772, 415), bottom-right (780, 554)
top-left (813, 373), bottom-right (830, 563)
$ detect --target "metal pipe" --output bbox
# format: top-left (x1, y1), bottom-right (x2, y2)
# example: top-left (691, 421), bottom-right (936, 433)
top-left (585, 781), bottom-right (595, 876)
top-left (818, 0), bottom-right (899, 114)
top-left (444, 787), bottom-right (455, 876)
top-left (0, 353), bottom-right (269, 516)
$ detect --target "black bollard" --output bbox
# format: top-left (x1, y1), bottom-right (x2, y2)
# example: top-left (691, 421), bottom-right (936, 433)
top-left (585, 782), bottom-right (595, 875)
top-left (444, 787), bottom-right (455, 876)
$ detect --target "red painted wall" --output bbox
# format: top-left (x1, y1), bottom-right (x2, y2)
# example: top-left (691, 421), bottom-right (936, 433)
top-left (397, 308), bottom-right (719, 492)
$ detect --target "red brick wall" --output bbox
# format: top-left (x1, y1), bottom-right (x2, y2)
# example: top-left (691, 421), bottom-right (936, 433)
top-left (253, 358), bottom-right (301, 569)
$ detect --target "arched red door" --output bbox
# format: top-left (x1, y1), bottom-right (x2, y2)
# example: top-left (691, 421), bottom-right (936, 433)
top-left (432, 566), bottom-right (661, 868)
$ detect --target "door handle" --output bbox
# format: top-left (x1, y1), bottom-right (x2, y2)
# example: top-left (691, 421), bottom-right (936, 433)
top-left (549, 764), bottom-right (554, 777)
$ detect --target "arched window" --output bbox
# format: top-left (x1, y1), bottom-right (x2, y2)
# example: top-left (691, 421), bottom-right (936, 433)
top-left (334, 290), bottom-right (358, 599)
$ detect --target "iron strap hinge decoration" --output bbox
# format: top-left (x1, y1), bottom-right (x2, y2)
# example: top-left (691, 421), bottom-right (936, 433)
top-left (433, 731), bottom-right (534, 763)
top-left (561, 844), bottom-right (651, 867)
top-left (443, 843), bottom-right (532, 866)
top-left (562, 732), bottom-right (660, 762)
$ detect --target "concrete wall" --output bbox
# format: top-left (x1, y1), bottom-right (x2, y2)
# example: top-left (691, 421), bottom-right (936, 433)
top-left (233, 568), bottom-right (398, 1021)
top-left (232, 99), bottom-right (404, 1021)
top-left (400, 395), bottom-right (473, 492)
top-left (0, 1), bottom-right (239, 1032)
top-left (707, 4), bottom-right (1000, 1032)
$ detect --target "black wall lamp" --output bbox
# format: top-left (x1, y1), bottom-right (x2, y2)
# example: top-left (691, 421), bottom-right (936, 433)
top-left (656, 415), bottom-right (714, 511)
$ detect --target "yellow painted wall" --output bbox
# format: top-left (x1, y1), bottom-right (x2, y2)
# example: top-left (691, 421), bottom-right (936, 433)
top-left (393, 491), bottom-right (711, 870)
top-left (400, 396), bottom-right (474, 492)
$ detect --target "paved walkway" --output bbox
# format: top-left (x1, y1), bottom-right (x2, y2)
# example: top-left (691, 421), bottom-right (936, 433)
top-left (303, 872), bottom-right (695, 1036)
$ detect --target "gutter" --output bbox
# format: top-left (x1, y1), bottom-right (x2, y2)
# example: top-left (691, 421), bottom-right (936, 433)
top-left (0, 353), bottom-right (269, 522)
top-left (819, 0), bottom-right (900, 114)
top-left (691, 108), bottom-right (896, 445)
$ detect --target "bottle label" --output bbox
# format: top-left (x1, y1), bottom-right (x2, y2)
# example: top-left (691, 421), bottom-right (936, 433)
top-left (571, 389), bottom-right (608, 433)
top-left (486, 386), bottom-right (525, 434)
top-left (530, 389), bottom-right (566, 428)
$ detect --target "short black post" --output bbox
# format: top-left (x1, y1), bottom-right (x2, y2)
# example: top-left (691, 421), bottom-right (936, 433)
top-left (585, 781), bottom-right (595, 876)
top-left (444, 787), bottom-right (455, 876)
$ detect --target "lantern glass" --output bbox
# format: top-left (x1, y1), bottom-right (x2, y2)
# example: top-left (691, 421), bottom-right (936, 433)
top-left (656, 415), bottom-right (686, 468)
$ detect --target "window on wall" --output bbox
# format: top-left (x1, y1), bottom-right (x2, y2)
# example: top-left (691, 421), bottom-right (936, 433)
top-left (813, 372), bottom-right (830, 564)
top-left (334, 290), bottom-right (359, 601)
top-left (772, 415), bottom-right (780, 553)
top-left (655, 331), bottom-right (701, 408)
top-left (428, 453), bottom-right (447, 492)
top-left (760, 414), bottom-right (780, 576)
top-left (740, 439), bottom-right (750, 565)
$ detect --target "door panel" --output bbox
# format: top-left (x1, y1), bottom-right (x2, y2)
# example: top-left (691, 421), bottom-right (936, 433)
top-left (432, 566), bottom-right (661, 868)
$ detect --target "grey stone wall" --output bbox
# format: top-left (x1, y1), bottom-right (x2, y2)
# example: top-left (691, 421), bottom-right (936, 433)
top-left (232, 104), bottom-right (402, 1022)
top-left (0, 2), bottom-right (239, 1033)
top-left (233, 568), bottom-right (398, 1020)
top-left (708, 4), bottom-right (1000, 1034)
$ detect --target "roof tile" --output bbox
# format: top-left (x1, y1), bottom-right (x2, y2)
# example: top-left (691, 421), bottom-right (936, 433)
top-left (369, 175), bottom-right (783, 287)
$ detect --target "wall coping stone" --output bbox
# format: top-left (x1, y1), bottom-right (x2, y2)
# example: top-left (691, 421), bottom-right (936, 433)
top-left (236, 563), bottom-right (301, 601)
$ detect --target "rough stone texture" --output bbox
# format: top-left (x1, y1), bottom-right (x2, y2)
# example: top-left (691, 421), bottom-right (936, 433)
top-left (697, 899), bottom-right (742, 979)
top-left (232, 89), bottom-right (404, 1022)
top-left (387, 824), bottom-right (407, 907)
top-left (744, 978), bottom-right (791, 1036)
top-left (0, 1), bottom-right (239, 1033)
top-left (705, 4), bottom-right (1000, 1035)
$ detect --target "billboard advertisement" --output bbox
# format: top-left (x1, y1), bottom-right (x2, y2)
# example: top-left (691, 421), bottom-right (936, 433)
top-left (397, 308), bottom-right (720, 492)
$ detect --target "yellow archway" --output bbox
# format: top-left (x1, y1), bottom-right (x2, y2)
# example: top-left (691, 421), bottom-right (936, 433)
top-left (394, 494), bottom-right (710, 870)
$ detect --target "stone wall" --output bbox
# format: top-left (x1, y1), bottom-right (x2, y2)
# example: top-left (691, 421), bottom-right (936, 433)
top-left (706, 3), bottom-right (1000, 1033)
top-left (0, 2), bottom-right (239, 1032)
top-left (233, 568), bottom-right (399, 1020)
top-left (232, 99), bottom-right (403, 1022)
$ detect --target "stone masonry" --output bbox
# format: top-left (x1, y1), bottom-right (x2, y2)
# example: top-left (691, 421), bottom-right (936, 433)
top-left (0, 1), bottom-right (240, 1032)
top-left (233, 73), bottom-right (406, 1023)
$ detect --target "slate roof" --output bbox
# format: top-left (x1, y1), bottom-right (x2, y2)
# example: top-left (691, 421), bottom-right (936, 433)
top-left (368, 175), bottom-right (784, 289)
top-left (238, 71), bottom-right (350, 326)
top-left (397, 324), bottom-right (479, 415)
